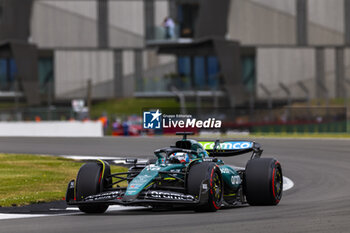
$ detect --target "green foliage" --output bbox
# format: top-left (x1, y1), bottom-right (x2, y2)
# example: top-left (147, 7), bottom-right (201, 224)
top-left (90, 98), bottom-right (180, 118)
top-left (0, 102), bottom-right (25, 110)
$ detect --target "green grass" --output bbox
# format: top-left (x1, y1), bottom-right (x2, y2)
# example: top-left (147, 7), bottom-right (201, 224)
top-left (91, 98), bottom-right (180, 118)
top-left (0, 154), bottom-right (127, 207)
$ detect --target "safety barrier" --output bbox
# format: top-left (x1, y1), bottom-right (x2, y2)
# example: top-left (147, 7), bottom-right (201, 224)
top-left (0, 121), bottom-right (103, 137)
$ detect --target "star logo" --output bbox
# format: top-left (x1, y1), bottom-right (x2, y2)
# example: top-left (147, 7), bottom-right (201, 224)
top-left (143, 110), bottom-right (162, 129)
top-left (150, 109), bottom-right (161, 122)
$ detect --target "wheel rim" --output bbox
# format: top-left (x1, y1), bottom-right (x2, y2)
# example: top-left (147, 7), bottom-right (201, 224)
top-left (212, 172), bottom-right (222, 206)
top-left (274, 166), bottom-right (283, 201)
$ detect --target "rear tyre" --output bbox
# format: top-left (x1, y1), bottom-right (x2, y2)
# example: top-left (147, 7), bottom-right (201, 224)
top-left (187, 162), bottom-right (223, 212)
top-left (76, 162), bottom-right (109, 214)
top-left (244, 158), bottom-right (283, 206)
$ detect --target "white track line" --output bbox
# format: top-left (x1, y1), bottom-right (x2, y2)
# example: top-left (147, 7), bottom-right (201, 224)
top-left (283, 176), bottom-right (294, 191)
top-left (0, 214), bottom-right (49, 220)
top-left (60, 155), bottom-right (124, 161)
top-left (60, 155), bottom-right (149, 164)
top-left (66, 205), bottom-right (149, 212)
top-left (0, 206), bottom-right (149, 221)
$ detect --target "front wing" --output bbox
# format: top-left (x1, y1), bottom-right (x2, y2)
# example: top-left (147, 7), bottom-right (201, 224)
top-left (66, 181), bottom-right (209, 207)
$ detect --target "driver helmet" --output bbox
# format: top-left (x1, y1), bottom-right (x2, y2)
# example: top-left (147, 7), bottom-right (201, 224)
top-left (169, 152), bottom-right (190, 164)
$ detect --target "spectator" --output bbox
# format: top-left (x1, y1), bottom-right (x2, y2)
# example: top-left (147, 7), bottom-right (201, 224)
top-left (112, 118), bottom-right (122, 136)
top-left (163, 16), bottom-right (175, 39)
top-left (122, 121), bottom-right (129, 136)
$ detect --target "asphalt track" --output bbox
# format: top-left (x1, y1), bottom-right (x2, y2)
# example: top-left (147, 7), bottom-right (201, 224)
top-left (0, 136), bottom-right (350, 233)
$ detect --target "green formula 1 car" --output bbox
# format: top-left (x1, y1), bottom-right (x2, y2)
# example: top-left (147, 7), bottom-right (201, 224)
top-left (66, 132), bottom-right (283, 213)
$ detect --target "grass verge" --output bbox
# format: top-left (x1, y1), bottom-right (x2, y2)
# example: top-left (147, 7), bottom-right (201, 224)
top-left (0, 154), bottom-right (127, 207)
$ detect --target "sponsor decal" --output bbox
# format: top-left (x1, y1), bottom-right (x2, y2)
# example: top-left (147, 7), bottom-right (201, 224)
top-left (220, 168), bottom-right (231, 174)
top-left (169, 169), bottom-right (181, 173)
top-left (84, 191), bottom-right (121, 201)
top-left (134, 174), bottom-right (152, 181)
top-left (146, 191), bottom-right (195, 201)
top-left (200, 141), bottom-right (253, 150)
top-left (203, 158), bottom-right (216, 162)
top-left (128, 183), bottom-right (142, 189)
top-left (231, 175), bottom-right (241, 185)
top-left (68, 180), bottom-right (75, 189)
top-left (127, 174), bottom-right (153, 190)
top-left (145, 164), bottom-right (161, 171)
top-left (126, 190), bottom-right (137, 195)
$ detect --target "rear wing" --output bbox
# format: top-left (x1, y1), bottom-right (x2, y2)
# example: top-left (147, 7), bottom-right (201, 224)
top-left (198, 140), bottom-right (262, 158)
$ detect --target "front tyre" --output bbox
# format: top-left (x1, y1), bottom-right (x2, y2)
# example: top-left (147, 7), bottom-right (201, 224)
top-left (244, 158), bottom-right (283, 206)
top-left (187, 162), bottom-right (223, 212)
top-left (76, 162), bottom-right (110, 214)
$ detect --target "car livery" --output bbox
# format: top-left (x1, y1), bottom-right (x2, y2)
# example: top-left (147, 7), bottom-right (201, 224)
top-left (66, 132), bottom-right (283, 213)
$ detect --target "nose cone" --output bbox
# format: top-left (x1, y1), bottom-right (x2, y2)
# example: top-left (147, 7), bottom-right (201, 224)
top-left (124, 167), bottom-right (160, 199)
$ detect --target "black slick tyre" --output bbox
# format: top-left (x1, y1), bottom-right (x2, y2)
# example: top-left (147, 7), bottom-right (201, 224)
top-left (187, 162), bottom-right (223, 212)
top-left (244, 158), bottom-right (283, 206)
top-left (76, 162), bottom-right (109, 214)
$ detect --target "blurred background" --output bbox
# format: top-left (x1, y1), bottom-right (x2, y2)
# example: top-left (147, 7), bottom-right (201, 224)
top-left (0, 0), bottom-right (349, 136)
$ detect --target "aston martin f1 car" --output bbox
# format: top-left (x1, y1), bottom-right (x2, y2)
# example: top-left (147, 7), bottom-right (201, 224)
top-left (66, 132), bottom-right (283, 213)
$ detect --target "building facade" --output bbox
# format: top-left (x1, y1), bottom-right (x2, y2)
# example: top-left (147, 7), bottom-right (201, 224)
top-left (0, 0), bottom-right (349, 106)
